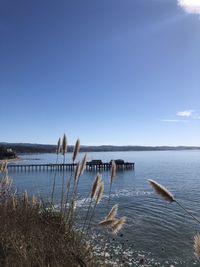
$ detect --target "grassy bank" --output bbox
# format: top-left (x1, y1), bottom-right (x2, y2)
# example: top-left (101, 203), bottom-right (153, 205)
top-left (0, 136), bottom-right (126, 267)
top-left (0, 193), bottom-right (94, 267)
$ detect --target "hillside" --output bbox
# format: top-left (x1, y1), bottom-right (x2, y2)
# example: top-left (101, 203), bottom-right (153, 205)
top-left (1, 143), bottom-right (200, 154)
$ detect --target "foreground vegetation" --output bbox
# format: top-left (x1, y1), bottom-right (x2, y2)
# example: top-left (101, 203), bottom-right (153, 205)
top-left (148, 179), bottom-right (200, 261)
top-left (0, 135), bottom-right (126, 267)
top-left (0, 193), bottom-right (93, 266)
top-left (2, 134), bottom-right (198, 266)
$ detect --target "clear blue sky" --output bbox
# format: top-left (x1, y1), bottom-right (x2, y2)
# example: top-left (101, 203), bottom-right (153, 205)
top-left (1, 0), bottom-right (200, 146)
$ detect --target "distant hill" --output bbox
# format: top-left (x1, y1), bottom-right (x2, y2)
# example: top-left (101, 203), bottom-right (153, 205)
top-left (0, 143), bottom-right (200, 154)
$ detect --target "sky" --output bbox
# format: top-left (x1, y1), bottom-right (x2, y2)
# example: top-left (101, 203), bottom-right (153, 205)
top-left (1, 0), bottom-right (200, 146)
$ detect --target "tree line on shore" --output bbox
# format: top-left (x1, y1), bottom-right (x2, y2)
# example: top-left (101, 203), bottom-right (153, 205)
top-left (1, 142), bottom-right (200, 154)
top-left (0, 146), bottom-right (16, 160)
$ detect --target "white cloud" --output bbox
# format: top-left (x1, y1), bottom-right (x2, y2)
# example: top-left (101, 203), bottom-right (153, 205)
top-left (178, 0), bottom-right (200, 15)
top-left (177, 110), bottom-right (194, 117)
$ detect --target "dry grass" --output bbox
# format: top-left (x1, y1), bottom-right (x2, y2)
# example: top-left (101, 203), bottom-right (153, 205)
top-left (0, 163), bottom-right (95, 267)
top-left (0, 134), bottom-right (126, 267)
top-left (0, 196), bottom-right (95, 267)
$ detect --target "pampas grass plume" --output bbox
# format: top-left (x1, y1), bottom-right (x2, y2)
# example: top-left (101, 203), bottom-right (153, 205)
top-left (72, 199), bottom-right (77, 210)
top-left (148, 179), bottom-right (175, 202)
top-left (74, 162), bottom-right (80, 182)
top-left (99, 218), bottom-right (117, 228)
top-left (96, 181), bottom-right (104, 204)
top-left (32, 195), bottom-right (38, 208)
top-left (106, 204), bottom-right (118, 221)
top-left (23, 190), bottom-right (29, 206)
top-left (194, 234), bottom-right (200, 260)
top-left (79, 154), bottom-right (87, 177)
top-left (12, 195), bottom-right (16, 210)
top-left (1, 175), bottom-right (12, 191)
top-left (91, 173), bottom-right (101, 199)
top-left (56, 137), bottom-right (61, 154)
top-left (0, 161), bottom-right (8, 173)
top-left (110, 161), bottom-right (116, 185)
top-left (112, 217), bottom-right (126, 234)
top-left (72, 139), bottom-right (80, 162)
top-left (66, 180), bottom-right (70, 191)
top-left (62, 134), bottom-right (67, 155)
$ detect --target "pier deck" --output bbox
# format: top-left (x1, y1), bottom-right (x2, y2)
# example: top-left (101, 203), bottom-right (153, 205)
top-left (7, 162), bottom-right (135, 172)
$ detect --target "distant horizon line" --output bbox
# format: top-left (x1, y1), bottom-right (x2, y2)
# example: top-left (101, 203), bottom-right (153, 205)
top-left (1, 142), bottom-right (200, 148)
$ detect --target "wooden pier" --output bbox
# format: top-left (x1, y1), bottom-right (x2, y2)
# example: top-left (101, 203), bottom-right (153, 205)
top-left (7, 162), bottom-right (134, 172)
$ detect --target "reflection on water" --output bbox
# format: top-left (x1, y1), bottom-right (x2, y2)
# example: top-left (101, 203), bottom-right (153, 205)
top-left (8, 150), bottom-right (200, 266)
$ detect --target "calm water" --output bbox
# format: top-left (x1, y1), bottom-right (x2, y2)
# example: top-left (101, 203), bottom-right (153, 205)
top-left (8, 151), bottom-right (200, 266)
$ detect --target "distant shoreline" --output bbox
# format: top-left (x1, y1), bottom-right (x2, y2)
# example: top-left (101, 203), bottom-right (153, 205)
top-left (16, 148), bottom-right (200, 154)
top-left (1, 143), bottom-right (200, 154)
top-left (17, 148), bottom-right (200, 153)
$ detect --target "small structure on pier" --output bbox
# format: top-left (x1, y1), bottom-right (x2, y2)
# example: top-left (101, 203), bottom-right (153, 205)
top-left (110, 159), bottom-right (124, 164)
top-left (87, 160), bottom-right (103, 170)
top-left (88, 160), bottom-right (103, 165)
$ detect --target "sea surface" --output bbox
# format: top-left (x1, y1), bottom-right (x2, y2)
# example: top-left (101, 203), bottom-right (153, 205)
top-left (7, 150), bottom-right (200, 266)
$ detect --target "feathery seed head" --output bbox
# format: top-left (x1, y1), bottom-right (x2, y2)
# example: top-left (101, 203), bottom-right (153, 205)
top-left (23, 190), bottom-right (29, 206)
top-left (91, 173), bottom-right (102, 199)
top-left (0, 175), bottom-right (12, 192)
top-left (0, 161), bottom-right (8, 173)
top-left (72, 139), bottom-right (80, 162)
top-left (66, 179), bottom-right (70, 191)
top-left (74, 162), bottom-right (81, 182)
top-left (32, 195), bottom-right (38, 208)
top-left (99, 218), bottom-right (118, 228)
top-left (148, 179), bottom-right (175, 202)
top-left (194, 234), bottom-right (200, 260)
top-left (96, 181), bottom-right (104, 204)
top-left (106, 204), bottom-right (118, 221)
top-left (79, 154), bottom-right (87, 177)
top-left (111, 217), bottom-right (126, 234)
top-left (12, 195), bottom-right (16, 210)
top-left (72, 199), bottom-right (77, 210)
top-left (110, 161), bottom-right (116, 185)
top-left (62, 134), bottom-right (67, 155)
top-left (56, 137), bottom-right (61, 154)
